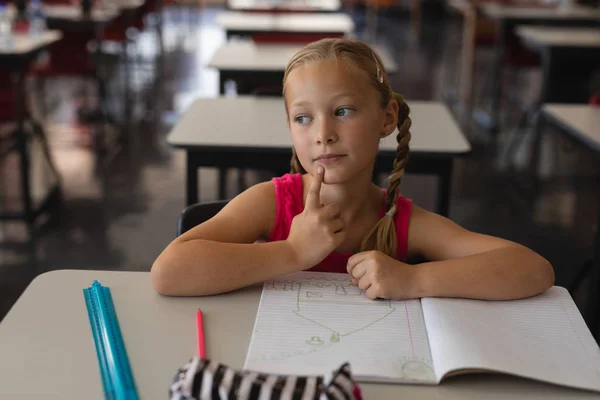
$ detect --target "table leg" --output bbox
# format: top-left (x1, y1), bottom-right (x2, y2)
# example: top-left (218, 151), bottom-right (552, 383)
top-left (437, 159), bottom-right (453, 217)
top-left (459, 6), bottom-right (476, 113)
top-left (586, 203), bottom-right (600, 340)
top-left (186, 152), bottom-right (198, 205)
top-left (14, 69), bottom-right (33, 232)
top-left (122, 28), bottom-right (134, 131)
top-left (219, 74), bottom-right (226, 95)
top-left (474, 19), bottom-right (506, 133)
top-left (218, 168), bottom-right (227, 200)
top-left (93, 26), bottom-right (110, 148)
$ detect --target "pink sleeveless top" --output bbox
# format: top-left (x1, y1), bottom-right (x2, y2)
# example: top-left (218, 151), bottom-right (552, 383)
top-left (267, 174), bottom-right (412, 273)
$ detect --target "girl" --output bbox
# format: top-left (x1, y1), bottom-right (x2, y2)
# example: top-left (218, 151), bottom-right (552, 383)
top-left (152, 38), bottom-right (554, 300)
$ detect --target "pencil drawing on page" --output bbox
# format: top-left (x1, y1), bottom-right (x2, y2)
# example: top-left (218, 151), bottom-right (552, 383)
top-left (247, 273), bottom-right (435, 381)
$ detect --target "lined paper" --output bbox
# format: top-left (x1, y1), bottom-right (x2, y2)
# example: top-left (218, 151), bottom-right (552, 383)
top-left (244, 272), bottom-right (436, 383)
top-left (422, 287), bottom-right (600, 391)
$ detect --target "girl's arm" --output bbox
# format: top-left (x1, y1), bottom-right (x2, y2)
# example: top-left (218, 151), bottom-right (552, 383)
top-left (151, 182), bottom-right (299, 296)
top-left (408, 205), bottom-right (555, 300)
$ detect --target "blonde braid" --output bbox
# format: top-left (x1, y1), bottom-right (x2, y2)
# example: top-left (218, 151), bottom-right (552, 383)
top-left (290, 148), bottom-right (306, 174)
top-left (360, 93), bottom-right (411, 258)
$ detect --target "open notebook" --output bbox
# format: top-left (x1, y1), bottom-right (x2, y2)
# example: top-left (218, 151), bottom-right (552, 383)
top-left (244, 271), bottom-right (600, 392)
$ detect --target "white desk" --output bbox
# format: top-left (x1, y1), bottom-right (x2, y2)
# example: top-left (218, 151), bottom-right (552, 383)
top-left (517, 27), bottom-right (600, 50)
top-left (1, 270), bottom-right (599, 399)
top-left (540, 104), bottom-right (600, 342)
top-left (481, 4), bottom-right (600, 20)
top-left (167, 97), bottom-right (471, 216)
top-left (210, 40), bottom-right (394, 72)
top-left (542, 105), bottom-right (600, 156)
top-left (42, 4), bottom-right (121, 24)
top-left (227, 0), bottom-right (342, 12)
top-left (209, 40), bottom-right (397, 94)
top-left (0, 30), bottom-right (62, 56)
top-left (474, 3), bottom-right (600, 133)
top-left (515, 27), bottom-right (600, 106)
top-left (217, 11), bottom-right (355, 38)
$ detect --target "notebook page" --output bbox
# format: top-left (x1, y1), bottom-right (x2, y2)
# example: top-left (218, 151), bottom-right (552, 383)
top-left (421, 287), bottom-right (600, 391)
top-left (244, 271), bottom-right (436, 383)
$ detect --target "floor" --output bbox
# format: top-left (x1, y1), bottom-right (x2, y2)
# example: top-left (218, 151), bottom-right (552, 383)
top-left (0, 5), bottom-right (598, 338)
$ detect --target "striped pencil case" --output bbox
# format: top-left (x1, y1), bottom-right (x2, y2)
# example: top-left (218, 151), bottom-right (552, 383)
top-left (170, 357), bottom-right (362, 400)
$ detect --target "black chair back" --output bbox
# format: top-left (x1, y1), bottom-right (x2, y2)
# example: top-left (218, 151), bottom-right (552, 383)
top-left (176, 200), bottom-right (229, 237)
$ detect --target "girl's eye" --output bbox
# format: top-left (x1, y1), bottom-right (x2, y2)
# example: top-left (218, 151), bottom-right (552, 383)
top-left (295, 115), bottom-right (311, 124)
top-left (335, 107), bottom-right (355, 117)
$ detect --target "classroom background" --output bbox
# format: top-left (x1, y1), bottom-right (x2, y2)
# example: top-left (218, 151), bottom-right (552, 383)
top-left (0, 0), bottom-right (599, 340)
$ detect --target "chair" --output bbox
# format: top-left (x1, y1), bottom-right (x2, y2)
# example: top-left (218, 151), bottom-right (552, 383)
top-left (176, 200), bottom-right (229, 236)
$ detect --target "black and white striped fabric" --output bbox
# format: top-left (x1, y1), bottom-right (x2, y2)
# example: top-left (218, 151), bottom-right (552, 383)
top-left (170, 357), bottom-right (362, 400)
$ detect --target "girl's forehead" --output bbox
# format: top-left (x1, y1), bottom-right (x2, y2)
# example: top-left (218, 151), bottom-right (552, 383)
top-left (286, 58), bottom-right (373, 97)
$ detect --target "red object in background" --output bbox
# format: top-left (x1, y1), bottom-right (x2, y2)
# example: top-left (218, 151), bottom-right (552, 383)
top-left (29, 35), bottom-right (95, 76)
top-left (590, 94), bottom-right (600, 105)
top-left (0, 72), bottom-right (18, 122)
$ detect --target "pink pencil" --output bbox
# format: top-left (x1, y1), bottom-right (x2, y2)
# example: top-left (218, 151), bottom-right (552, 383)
top-left (196, 309), bottom-right (206, 358)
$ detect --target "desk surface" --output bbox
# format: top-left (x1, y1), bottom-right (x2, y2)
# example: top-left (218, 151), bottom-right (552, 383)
top-left (209, 40), bottom-right (398, 74)
top-left (517, 27), bottom-right (600, 49)
top-left (481, 3), bottom-right (600, 21)
top-left (167, 97), bottom-right (471, 155)
top-left (0, 270), bottom-right (599, 399)
top-left (217, 11), bottom-right (354, 33)
top-left (227, 0), bottom-right (341, 12)
top-left (43, 4), bottom-right (121, 23)
top-left (0, 30), bottom-right (62, 56)
top-left (542, 104), bottom-right (600, 154)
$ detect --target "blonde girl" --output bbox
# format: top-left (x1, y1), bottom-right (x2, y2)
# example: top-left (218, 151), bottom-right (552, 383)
top-left (152, 38), bottom-right (554, 300)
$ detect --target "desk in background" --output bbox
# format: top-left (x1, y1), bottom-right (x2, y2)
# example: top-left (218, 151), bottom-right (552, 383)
top-left (209, 40), bottom-right (396, 94)
top-left (1, 269), bottom-right (599, 399)
top-left (166, 97), bottom-right (471, 217)
top-left (473, 3), bottom-right (600, 133)
top-left (517, 27), bottom-right (600, 106)
top-left (216, 11), bottom-right (354, 39)
top-left (226, 0), bottom-right (342, 12)
top-left (538, 104), bottom-right (600, 338)
top-left (0, 31), bottom-right (63, 233)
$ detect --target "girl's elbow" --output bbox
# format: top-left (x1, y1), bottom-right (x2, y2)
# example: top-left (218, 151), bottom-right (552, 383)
top-left (542, 259), bottom-right (555, 289)
top-left (151, 255), bottom-right (182, 296)
top-left (535, 257), bottom-right (555, 293)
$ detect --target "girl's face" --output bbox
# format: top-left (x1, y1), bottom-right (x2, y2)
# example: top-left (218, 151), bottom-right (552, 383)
top-left (285, 58), bottom-right (398, 184)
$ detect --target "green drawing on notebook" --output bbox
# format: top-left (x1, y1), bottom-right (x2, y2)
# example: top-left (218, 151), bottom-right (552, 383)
top-left (273, 279), bottom-right (398, 342)
top-left (306, 291), bottom-right (323, 298)
top-left (393, 357), bottom-right (435, 381)
top-left (306, 336), bottom-right (325, 345)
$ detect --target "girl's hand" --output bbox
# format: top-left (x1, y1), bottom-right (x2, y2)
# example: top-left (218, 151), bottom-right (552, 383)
top-left (286, 166), bottom-right (347, 270)
top-left (347, 251), bottom-right (421, 300)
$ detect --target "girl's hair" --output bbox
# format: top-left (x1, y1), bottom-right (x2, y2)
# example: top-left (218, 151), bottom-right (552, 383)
top-left (283, 38), bottom-right (412, 259)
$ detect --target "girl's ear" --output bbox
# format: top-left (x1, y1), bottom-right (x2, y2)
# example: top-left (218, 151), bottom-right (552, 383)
top-left (380, 99), bottom-right (399, 138)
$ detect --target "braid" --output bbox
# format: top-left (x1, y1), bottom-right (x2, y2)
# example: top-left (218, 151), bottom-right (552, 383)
top-left (385, 93), bottom-right (411, 211)
top-left (290, 147), bottom-right (306, 174)
top-left (360, 93), bottom-right (411, 258)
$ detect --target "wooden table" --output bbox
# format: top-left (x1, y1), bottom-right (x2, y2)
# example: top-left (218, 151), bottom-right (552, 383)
top-left (0, 31), bottom-right (63, 233)
top-left (209, 40), bottom-right (396, 94)
top-left (216, 11), bottom-right (354, 39)
top-left (1, 269), bottom-right (600, 399)
top-left (166, 97), bottom-right (471, 216)
top-left (538, 104), bottom-right (600, 339)
top-left (474, 3), bottom-right (600, 133)
top-left (226, 0), bottom-right (342, 12)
